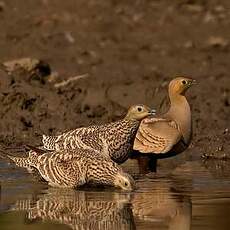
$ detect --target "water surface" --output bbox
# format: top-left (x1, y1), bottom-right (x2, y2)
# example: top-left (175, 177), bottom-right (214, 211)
top-left (0, 159), bottom-right (230, 230)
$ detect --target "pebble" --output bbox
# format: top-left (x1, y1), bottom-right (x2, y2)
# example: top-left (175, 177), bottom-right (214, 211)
top-left (207, 36), bottom-right (229, 48)
top-left (0, 1), bottom-right (5, 12)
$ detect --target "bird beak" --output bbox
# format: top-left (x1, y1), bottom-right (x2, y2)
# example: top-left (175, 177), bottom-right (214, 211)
top-left (149, 109), bottom-right (156, 115)
top-left (190, 79), bottom-right (197, 85)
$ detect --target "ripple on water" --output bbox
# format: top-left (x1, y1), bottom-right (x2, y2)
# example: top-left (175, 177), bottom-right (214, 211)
top-left (0, 159), bottom-right (230, 230)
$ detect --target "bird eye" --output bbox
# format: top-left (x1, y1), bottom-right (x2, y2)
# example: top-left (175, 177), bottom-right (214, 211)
top-left (182, 80), bottom-right (187, 85)
top-left (124, 182), bottom-right (128, 186)
top-left (137, 107), bottom-right (143, 112)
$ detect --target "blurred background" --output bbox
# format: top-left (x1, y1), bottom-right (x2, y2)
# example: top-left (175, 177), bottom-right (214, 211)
top-left (0, 0), bottom-right (229, 157)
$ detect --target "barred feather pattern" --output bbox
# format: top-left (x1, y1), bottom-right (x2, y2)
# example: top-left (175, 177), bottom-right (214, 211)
top-left (134, 77), bottom-right (194, 155)
top-left (8, 150), bottom-right (38, 168)
top-left (42, 119), bottom-right (140, 163)
top-left (12, 190), bottom-right (134, 230)
top-left (7, 148), bottom-right (131, 189)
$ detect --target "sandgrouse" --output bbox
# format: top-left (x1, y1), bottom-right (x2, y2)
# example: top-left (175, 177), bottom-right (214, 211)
top-left (6, 147), bottom-right (135, 190)
top-left (134, 77), bottom-right (196, 170)
top-left (42, 104), bottom-right (155, 164)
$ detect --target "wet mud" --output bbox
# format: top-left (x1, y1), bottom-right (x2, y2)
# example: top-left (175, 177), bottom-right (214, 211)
top-left (0, 1), bottom-right (229, 163)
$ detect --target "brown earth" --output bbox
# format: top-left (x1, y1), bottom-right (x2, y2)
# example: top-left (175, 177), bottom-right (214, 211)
top-left (0, 0), bottom-right (229, 163)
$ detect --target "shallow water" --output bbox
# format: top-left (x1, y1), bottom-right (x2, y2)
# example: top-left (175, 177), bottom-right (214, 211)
top-left (0, 159), bottom-right (230, 230)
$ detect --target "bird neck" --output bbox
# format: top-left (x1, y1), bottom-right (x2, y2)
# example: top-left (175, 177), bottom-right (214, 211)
top-left (167, 94), bottom-right (192, 144)
top-left (123, 117), bottom-right (141, 125)
top-left (121, 119), bottom-right (141, 136)
top-left (105, 119), bottom-right (140, 137)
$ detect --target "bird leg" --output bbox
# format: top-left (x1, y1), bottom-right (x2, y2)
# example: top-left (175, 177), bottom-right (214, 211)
top-left (148, 156), bottom-right (157, 172)
top-left (136, 155), bottom-right (157, 174)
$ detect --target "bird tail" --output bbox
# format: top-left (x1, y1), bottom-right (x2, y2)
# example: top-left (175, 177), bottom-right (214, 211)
top-left (0, 149), bottom-right (39, 169)
top-left (42, 134), bottom-right (58, 150)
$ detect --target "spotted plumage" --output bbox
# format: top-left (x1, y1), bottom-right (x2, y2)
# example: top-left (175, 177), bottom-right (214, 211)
top-left (42, 104), bottom-right (155, 163)
top-left (6, 147), bottom-right (135, 190)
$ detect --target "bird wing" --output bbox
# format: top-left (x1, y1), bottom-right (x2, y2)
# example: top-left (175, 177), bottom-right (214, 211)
top-left (42, 134), bottom-right (61, 150)
top-left (42, 131), bottom-right (82, 151)
top-left (134, 117), bottom-right (182, 154)
top-left (42, 126), bottom-right (102, 152)
top-left (29, 149), bottom-right (87, 188)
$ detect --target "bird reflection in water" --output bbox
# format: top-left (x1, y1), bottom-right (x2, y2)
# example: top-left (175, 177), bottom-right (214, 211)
top-left (131, 178), bottom-right (192, 230)
top-left (11, 188), bottom-right (135, 230)
top-left (4, 162), bottom-right (193, 230)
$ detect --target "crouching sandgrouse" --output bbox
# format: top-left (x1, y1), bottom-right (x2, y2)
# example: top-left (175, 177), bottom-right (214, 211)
top-left (5, 147), bottom-right (135, 190)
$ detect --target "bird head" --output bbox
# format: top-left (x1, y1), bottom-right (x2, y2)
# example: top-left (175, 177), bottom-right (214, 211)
top-left (125, 104), bottom-right (156, 121)
top-left (87, 158), bottom-right (135, 191)
top-left (114, 171), bottom-right (135, 191)
top-left (169, 77), bottom-right (196, 96)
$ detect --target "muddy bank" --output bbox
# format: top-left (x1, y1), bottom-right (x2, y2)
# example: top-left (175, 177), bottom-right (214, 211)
top-left (0, 0), bottom-right (229, 161)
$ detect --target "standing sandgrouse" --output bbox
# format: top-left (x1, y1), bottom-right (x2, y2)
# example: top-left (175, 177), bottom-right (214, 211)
top-left (5, 147), bottom-right (135, 190)
top-left (133, 77), bottom-right (196, 170)
top-left (42, 104), bottom-right (155, 163)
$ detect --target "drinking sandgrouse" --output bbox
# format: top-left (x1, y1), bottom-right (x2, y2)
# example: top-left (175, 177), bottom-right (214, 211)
top-left (6, 147), bottom-right (135, 190)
